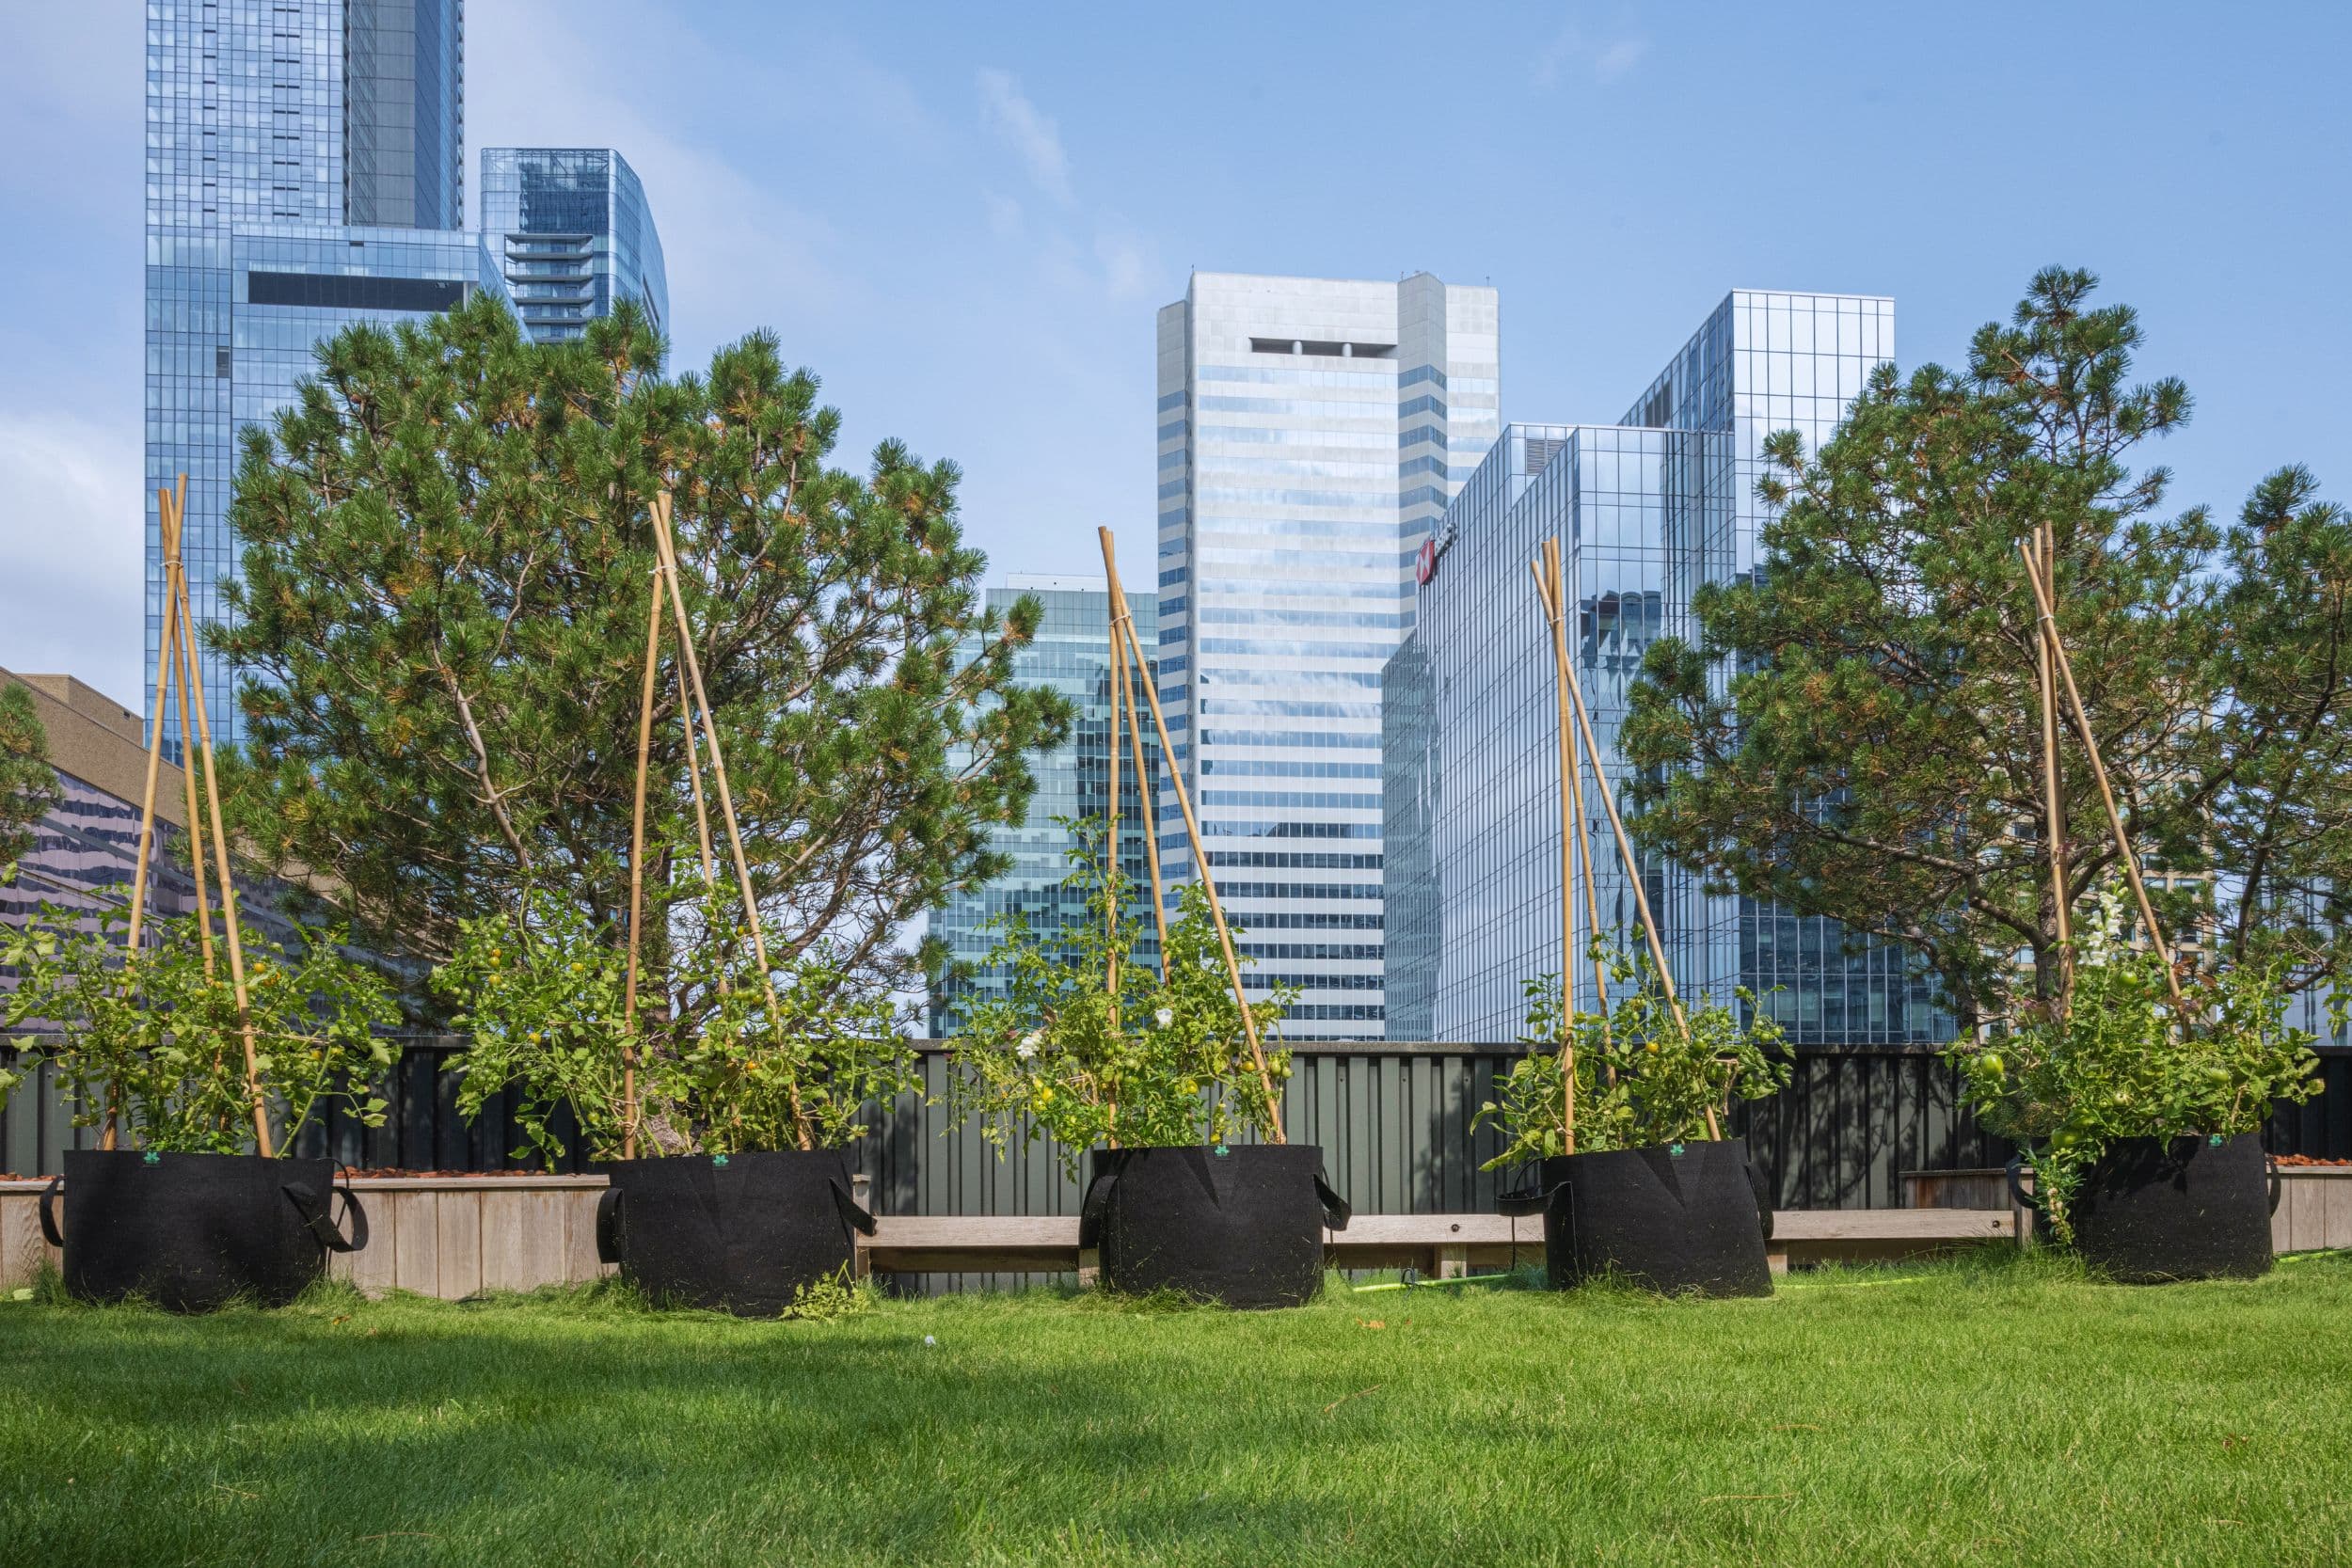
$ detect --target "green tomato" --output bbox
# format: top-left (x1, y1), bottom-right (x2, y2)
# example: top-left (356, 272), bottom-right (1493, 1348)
top-left (1979, 1053), bottom-right (2005, 1077)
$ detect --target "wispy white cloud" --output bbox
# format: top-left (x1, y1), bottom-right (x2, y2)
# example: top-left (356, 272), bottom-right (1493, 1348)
top-left (977, 68), bottom-right (1074, 204)
top-left (0, 410), bottom-right (145, 702)
top-left (1094, 228), bottom-right (1159, 302)
top-left (1532, 16), bottom-right (1649, 89)
top-left (983, 190), bottom-right (1025, 240)
top-left (1593, 38), bottom-right (1648, 83)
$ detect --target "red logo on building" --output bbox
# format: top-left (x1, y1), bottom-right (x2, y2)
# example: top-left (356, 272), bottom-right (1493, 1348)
top-left (1415, 536), bottom-right (1438, 585)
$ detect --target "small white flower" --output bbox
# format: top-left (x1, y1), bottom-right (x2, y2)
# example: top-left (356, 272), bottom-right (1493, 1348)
top-left (923, 1335), bottom-right (937, 1347)
top-left (1154, 1007), bottom-right (1175, 1029)
top-left (1016, 1031), bottom-right (1041, 1060)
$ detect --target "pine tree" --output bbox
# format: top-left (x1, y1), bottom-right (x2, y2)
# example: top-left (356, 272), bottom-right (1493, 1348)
top-left (214, 295), bottom-right (1069, 1032)
top-left (1623, 268), bottom-right (2352, 1027)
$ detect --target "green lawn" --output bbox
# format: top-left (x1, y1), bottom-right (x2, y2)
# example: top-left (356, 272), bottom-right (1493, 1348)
top-left (4, 1251), bottom-right (2349, 1566)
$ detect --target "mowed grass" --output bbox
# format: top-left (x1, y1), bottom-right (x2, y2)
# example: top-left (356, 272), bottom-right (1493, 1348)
top-left (4, 1251), bottom-right (2350, 1567)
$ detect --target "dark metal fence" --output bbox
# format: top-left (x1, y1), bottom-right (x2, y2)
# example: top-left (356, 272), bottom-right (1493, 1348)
top-left (7, 1039), bottom-right (2349, 1211)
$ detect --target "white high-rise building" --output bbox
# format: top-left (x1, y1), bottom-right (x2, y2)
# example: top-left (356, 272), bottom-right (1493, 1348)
top-left (1153, 272), bottom-right (1500, 1039)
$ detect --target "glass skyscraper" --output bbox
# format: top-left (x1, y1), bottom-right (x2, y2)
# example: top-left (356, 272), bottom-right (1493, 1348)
top-left (1154, 272), bottom-right (1499, 1039)
top-left (145, 0), bottom-right (497, 748)
top-left (1386, 291), bottom-right (1946, 1046)
top-left (928, 578), bottom-right (1162, 1037)
top-left (481, 149), bottom-right (669, 345)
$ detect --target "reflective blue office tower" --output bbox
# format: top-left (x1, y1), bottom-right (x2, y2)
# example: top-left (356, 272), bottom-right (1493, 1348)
top-left (481, 149), bottom-right (669, 346)
top-left (145, 1), bottom-right (505, 746)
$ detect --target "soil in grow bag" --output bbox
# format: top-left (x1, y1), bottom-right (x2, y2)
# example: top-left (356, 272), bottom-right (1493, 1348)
top-left (2065, 1132), bottom-right (2277, 1284)
top-left (1079, 1144), bottom-right (1350, 1309)
top-left (596, 1149), bottom-right (875, 1315)
top-left (41, 1149), bottom-right (366, 1312)
top-left (1499, 1137), bottom-right (1773, 1298)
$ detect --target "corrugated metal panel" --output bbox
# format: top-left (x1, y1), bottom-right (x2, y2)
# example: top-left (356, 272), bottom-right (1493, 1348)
top-left (8, 1041), bottom-right (2347, 1215)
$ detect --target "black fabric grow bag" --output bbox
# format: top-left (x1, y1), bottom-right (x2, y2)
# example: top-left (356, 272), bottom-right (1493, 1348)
top-left (595, 1150), bottom-right (875, 1315)
top-left (1079, 1145), bottom-right (1350, 1308)
top-left (2059, 1132), bottom-right (2278, 1284)
top-left (41, 1149), bottom-right (366, 1312)
top-left (1498, 1137), bottom-right (1773, 1298)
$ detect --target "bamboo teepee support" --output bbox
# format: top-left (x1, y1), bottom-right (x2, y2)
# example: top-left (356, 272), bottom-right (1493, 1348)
top-left (620, 557), bottom-right (666, 1160)
top-left (112, 493), bottom-right (188, 1149)
top-left (1105, 591), bottom-right (1123, 1017)
top-left (1098, 528), bottom-right (1284, 1141)
top-left (160, 480), bottom-right (274, 1155)
top-left (649, 492), bottom-right (812, 1147)
top-left (2031, 524), bottom-right (2071, 1006)
top-left (1545, 538), bottom-right (1720, 1140)
top-left (1532, 546), bottom-right (1579, 1153)
top-left (1116, 600), bottom-right (1171, 975)
top-left (2019, 538), bottom-right (2184, 1009)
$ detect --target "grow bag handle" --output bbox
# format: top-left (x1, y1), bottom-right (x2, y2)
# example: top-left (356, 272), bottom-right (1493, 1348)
top-left (1314, 1172), bottom-right (1352, 1232)
top-left (1495, 1179), bottom-right (1558, 1218)
top-left (38, 1175), bottom-right (62, 1248)
top-left (283, 1178), bottom-right (369, 1254)
top-left (2005, 1155), bottom-right (2042, 1214)
top-left (1077, 1164), bottom-right (1118, 1249)
top-left (2266, 1153), bottom-right (2283, 1216)
top-left (595, 1184), bottom-right (624, 1265)
top-left (1744, 1161), bottom-right (1775, 1242)
top-left (827, 1177), bottom-right (878, 1238)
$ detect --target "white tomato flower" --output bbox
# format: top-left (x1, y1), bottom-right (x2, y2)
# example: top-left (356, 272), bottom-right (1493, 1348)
top-left (1016, 1031), bottom-right (1041, 1060)
top-left (1154, 1007), bottom-right (1175, 1029)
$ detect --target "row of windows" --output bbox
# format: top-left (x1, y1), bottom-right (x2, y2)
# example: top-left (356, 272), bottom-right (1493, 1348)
top-left (1197, 607), bottom-right (1406, 629)
top-left (1201, 758), bottom-right (1382, 779)
top-left (1199, 698), bottom-right (1382, 720)
top-left (1195, 486), bottom-right (1394, 510)
top-left (1221, 911), bottom-right (1382, 930)
top-left (1280, 1004), bottom-right (1386, 1022)
top-left (1199, 363), bottom-right (1397, 388)
top-left (1197, 425), bottom-right (1394, 450)
top-left (1209, 851), bottom-right (1384, 871)
top-left (1198, 639), bottom-right (1394, 662)
top-left (1200, 730), bottom-right (1379, 752)
top-left (1220, 882), bottom-right (1383, 902)
top-left (1200, 789), bottom-right (1380, 810)
top-left (1256, 974), bottom-right (1386, 991)
top-left (1197, 395), bottom-right (1397, 420)
top-left (1235, 942), bottom-right (1384, 960)
top-left (1186, 819), bottom-right (1382, 840)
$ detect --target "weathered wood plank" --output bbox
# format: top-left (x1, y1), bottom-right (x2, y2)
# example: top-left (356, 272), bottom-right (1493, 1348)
top-left (345, 1189), bottom-right (398, 1295)
top-left (389, 1191), bottom-right (439, 1297)
top-left (435, 1191), bottom-right (483, 1300)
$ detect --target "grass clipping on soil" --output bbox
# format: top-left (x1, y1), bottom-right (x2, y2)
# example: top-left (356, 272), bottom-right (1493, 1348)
top-left (2, 1250), bottom-right (2349, 1566)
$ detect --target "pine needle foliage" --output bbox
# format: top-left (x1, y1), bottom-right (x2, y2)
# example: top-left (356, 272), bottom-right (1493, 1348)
top-left (211, 296), bottom-right (1069, 1059)
top-left (1623, 267), bottom-right (2352, 1028)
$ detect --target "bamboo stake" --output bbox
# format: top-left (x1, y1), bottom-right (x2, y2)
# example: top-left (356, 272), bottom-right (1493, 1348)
top-left (125, 488), bottom-right (182, 951)
top-left (1105, 593), bottom-right (1122, 1021)
top-left (2019, 540), bottom-right (2184, 1008)
top-left (1533, 546), bottom-right (1577, 1153)
top-left (167, 586), bottom-right (215, 977)
top-left (2033, 524), bottom-right (2071, 1007)
top-left (1114, 594), bottom-right (1171, 976)
top-left (1098, 528), bottom-right (1284, 1141)
top-left (1550, 556), bottom-right (1720, 1140)
top-left (165, 482), bottom-right (272, 1156)
top-left (621, 559), bottom-right (666, 1160)
top-left (650, 493), bottom-right (811, 1147)
top-left (111, 486), bottom-right (189, 1149)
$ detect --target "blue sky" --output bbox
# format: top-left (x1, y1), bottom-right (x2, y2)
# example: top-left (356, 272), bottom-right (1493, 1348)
top-left (3, 2), bottom-right (2347, 703)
